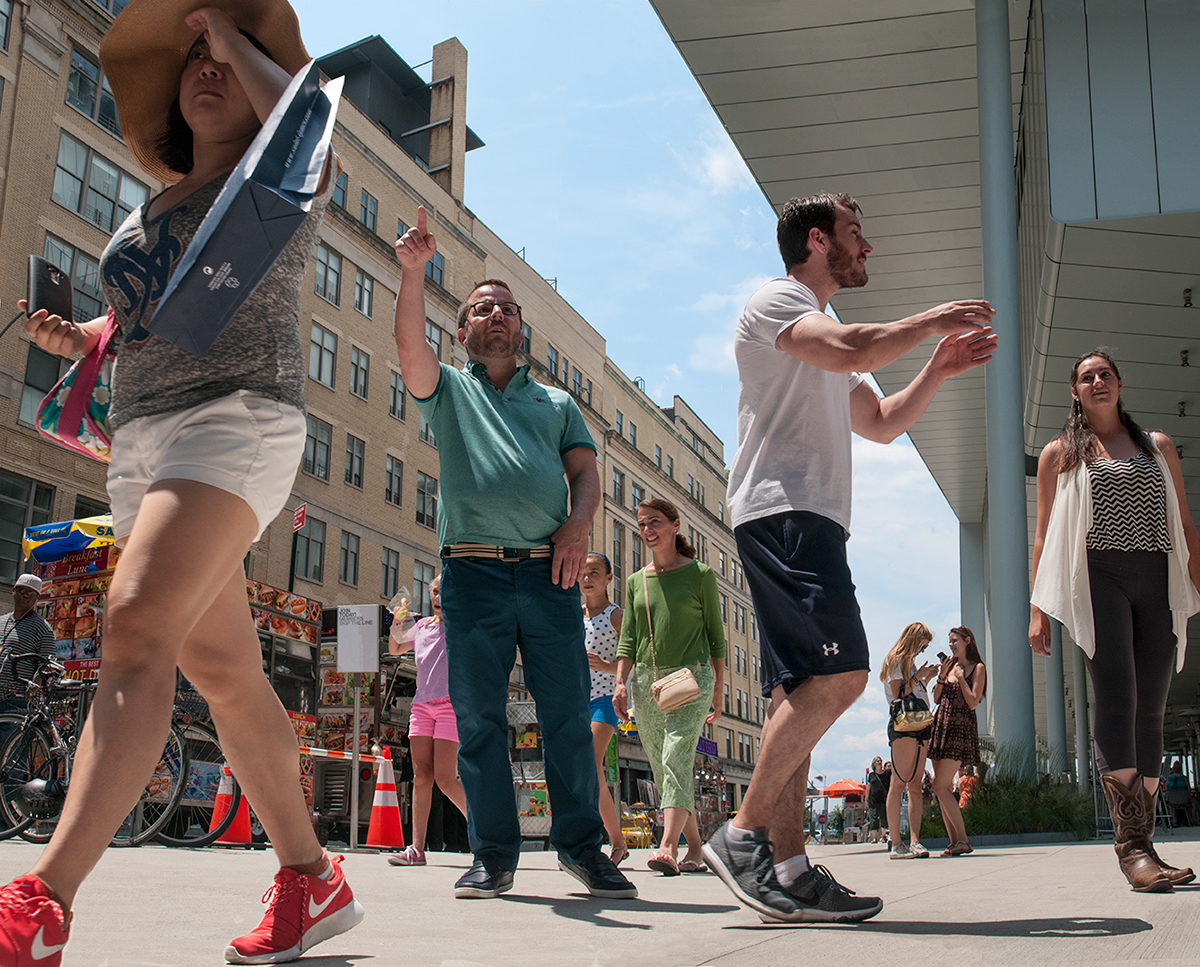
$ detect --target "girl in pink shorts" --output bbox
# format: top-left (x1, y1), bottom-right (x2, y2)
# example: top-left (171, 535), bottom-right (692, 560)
top-left (389, 573), bottom-right (468, 866)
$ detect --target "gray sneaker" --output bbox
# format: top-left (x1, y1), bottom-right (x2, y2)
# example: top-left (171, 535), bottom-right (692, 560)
top-left (910, 841), bottom-right (930, 858)
top-left (890, 842), bottom-right (915, 860)
top-left (701, 823), bottom-right (799, 920)
top-left (759, 863), bottom-right (883, 923)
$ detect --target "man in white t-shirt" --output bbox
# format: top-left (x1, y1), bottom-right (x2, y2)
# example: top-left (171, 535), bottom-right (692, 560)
top-left (704, 192), bottom-right (997, 923)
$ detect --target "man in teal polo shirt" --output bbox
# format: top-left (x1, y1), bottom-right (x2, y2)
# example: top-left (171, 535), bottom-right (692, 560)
top-left (393, 208), bottom-right (636, 901)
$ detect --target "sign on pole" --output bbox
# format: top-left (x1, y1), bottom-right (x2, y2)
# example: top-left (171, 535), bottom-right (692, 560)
top-left (293, 503), bottom-right (306, 532)
top-left (336, 605), bottom-right (379, 674)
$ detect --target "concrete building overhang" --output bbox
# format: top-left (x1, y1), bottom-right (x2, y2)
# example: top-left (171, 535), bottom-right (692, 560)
top-left (651, 0), bottom-right (1200, 753)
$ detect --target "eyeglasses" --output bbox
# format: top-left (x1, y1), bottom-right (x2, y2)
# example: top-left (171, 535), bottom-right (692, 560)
top-left (469, 301), bottom-right (521, 319)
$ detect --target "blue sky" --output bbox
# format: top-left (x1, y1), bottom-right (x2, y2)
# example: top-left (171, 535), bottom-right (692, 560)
top-left (292, 0), bottom-right (969, 786)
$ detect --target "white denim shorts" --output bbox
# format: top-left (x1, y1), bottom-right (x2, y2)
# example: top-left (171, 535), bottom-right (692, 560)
top-left (107, 390), bottom-right (306, 542)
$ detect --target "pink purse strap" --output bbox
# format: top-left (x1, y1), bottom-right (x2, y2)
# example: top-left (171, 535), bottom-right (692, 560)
top-left (58, 309), bottom-right (116, 435)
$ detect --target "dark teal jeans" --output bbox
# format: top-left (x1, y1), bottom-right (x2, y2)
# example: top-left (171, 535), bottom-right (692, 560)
top-left (440, 556), bottom-right (603, 871)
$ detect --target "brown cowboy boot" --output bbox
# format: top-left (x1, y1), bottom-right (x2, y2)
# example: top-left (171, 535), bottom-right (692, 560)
top-left (1100, 774), bottom-right (1172, 892)
top-left (1141, 783), bottom-right (1196, 885)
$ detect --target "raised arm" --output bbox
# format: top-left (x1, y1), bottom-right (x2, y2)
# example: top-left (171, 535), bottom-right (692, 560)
top-left (185, 8), bottom-right (290, 122)
top-left (849, 326), bottom-right (997, 442)
top-left (1029, 441), bottom-right (1062, 656)
top-left (392, 206), bottom-right (442, 399)
top-left (775, 300), bottom-right (995, 374)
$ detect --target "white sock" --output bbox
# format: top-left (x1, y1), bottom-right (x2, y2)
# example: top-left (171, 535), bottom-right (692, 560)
top-left (774, 854), bottom-right (811, 886)
top-left (726, 824), bottom-right (755, 841)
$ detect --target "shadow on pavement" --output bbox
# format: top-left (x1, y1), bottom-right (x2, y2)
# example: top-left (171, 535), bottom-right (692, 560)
top-left (502, 892), bottom-right (740, 928)
top-left (734, 917), bottom-right (1152, 936)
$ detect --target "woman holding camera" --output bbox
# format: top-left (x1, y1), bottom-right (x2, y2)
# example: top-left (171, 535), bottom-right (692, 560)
top-left (928, 626), bottom-right (985, 856)
top-left (880, 622), bottom-right (937, 859)
top-left (1030, 349), bottom-right (1200, 892)
top-left (613, 499), bottom-right (724, 876)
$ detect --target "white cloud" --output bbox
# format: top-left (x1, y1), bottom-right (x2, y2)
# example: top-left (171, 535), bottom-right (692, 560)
top-left (689, 335), bottom-right (736, 374)
top-left (696, 136), bottom-right (758, 195)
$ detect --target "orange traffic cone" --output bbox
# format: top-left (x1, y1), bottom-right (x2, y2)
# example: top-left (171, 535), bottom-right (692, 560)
top-left (366, 747), bottom-right (404, 849)
top-left (212, 766), bottom-right (253, 846)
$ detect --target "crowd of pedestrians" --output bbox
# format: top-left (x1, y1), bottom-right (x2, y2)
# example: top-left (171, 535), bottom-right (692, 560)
top-left (0, 0), bottom-right (1195, 955)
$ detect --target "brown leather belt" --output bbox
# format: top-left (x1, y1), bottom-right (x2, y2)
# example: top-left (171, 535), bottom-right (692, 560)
top-left (440, 543), bottom-right (552, 560)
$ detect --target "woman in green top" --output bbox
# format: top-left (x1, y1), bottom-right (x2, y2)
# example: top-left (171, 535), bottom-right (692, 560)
top-left (613, 498), bottom-right (725, 876)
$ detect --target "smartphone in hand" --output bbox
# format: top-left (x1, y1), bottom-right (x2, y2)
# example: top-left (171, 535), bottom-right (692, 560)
top-left (27, 256), bottom-right (74, 322)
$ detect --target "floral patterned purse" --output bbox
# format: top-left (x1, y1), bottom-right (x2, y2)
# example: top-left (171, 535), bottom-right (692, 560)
top-left (35, 309), bottom-right (117, 463)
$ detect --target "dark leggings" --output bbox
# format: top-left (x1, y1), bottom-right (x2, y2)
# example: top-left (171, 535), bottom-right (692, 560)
top-left (1084, 549), bottom-right (1175, 776)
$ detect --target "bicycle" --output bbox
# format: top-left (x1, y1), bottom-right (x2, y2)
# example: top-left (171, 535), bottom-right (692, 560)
top-left (0, 659), bottom-right (187, 846)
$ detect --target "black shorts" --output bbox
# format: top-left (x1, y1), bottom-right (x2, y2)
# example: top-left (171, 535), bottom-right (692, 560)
top-left (735, 510), bottom-right (870, 695)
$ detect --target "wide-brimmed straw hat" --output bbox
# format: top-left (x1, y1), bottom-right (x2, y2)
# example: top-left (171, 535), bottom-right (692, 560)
top-left (100, 0), bottom-right (309, 185)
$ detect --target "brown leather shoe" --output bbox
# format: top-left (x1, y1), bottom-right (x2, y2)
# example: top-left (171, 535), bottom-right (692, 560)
top-left (1101, 774), bottom-right (1172, 893)
top-left (1143, 786), bottom-right (1196, 885)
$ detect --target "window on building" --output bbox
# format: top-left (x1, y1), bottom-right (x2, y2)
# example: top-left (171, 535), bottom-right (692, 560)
top-left (631, 536), bottom-right (643, 573)
top-left (51, 132), bottom-right (146, 232)
top-left (687, 474), bottom-right (695, 497)
top-left (615, 410), bottom-right (623, 436)
top-left (414, 561), bottom-right (436, 616)
top-left (720, 593), bottom-right (728, 624)
top-left (425, 320), bottom-right (442, 359)
top-left (666, 455), bottom-right (674, 479)
top-left (718, 500), bottom-right (725, 523)
top-left (0, 1), bottom-right (11, 50)
top-left (348, 346), bottom-right (369, 399)
top-left (43, 237), bottom-right (103, 322)
top-left (90, 0), bottom-right (130, 16)
top-left (692, 434), bottom-right (700, 452)
top-left (389, 371), bottom-right (406, 421)
top-left (629, 423), bottom-right (637, 448)
top-left (384, 455), bottom-right (403, 506)
top-left (66, 50), bottom-right (120, 136)
top-left (611, 469), bottom-right (625, 505)
top-left (344, 434), bottom-right (364, 489)
top-left (294, 516), bottom-right (325, 583)
top-left (699, 485), bottom-right (705, 506)
top-left (308, 322), bottom-right (336, 388)
top-left (381, 547), bottom-right (399, 599)
top-left (723, 684), bottom-right (730, 715)
top-left (425, 251), bottom-right (445, 286)
top-left (302, 416), bottom-right (332, 481)
top-left (314, 243), bottom-right (341, 304)
top-left (332, 170), bottom-right (347, 208)
top-left (520, 323), bottom-right (531, 353)
top-left (751, 614), bottom-right (758, 642)
top-left (19, 345), bottom-right (68, 426)
top-left (547, 344), bottom-right (559, 379)
top-left (584, 380), bottom-right (593, 406)
top-left (737, 688), bottom-right (744, 718)
top-left (73, 495), bottom-right (108, 519)
top-left (419, 413), bottom-right (436, 447)
top-left (353, 270), bottom-right (373, 317)
top-left (688, 526), bottom-right (697, 550)
top-left (571, 368), bottom-right (582, 397)
top-left (397, 216), bottom-right (410, 237)
top-left (612, 523), bottom-right (624, 604)
top-left (631, 482), bottom-right (644, 512)
top-left (718, 550), bottom-right (726, 578)
top-left (339, 531), bottom-right (360, 586)
top-left (359, 189), bottom-right (377, 231)
top-left (0, 470), bottom-right (53, 584)
top-left (416, 472), bottom-right (438, 528)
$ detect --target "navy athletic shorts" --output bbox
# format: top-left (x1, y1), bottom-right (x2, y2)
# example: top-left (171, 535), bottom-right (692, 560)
top-left (735, 510), bottom-right (870, 695)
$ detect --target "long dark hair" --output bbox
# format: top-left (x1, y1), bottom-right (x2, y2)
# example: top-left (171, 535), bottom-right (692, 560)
top-left (637, 498), bottom-right (696, 559)
top-left (1054, 348), bottom-right (1154, 474)
top-left (949, 626), bottom-right (986, 696)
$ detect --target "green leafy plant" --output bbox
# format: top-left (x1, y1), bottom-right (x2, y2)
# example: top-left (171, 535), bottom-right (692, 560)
top-left (960, 745), bottom-right (1094, 839)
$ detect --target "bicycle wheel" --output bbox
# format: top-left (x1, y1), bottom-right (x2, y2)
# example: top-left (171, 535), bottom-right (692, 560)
top-left (154, 721), bottom-right (242, 848)
top-left (110, 725), bottom-right (189, 847)
top-left (0, 722), bottom-right (56, 841)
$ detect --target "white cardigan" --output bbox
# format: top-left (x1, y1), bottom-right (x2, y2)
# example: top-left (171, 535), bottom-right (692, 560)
top-left (1030, 444), bottom-right (1200, 671)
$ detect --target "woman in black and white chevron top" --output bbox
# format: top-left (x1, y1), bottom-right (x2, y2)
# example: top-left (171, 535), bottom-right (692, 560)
top-left (1030, 349), bottom-right (1200, 894)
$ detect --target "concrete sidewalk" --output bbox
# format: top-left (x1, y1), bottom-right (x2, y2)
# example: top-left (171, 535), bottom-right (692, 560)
top-left (3, 832), bottom-right (1199, 966)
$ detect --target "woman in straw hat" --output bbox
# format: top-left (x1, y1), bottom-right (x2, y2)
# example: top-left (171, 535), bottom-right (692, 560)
top-left (2, 3), bottom-right (362, 964)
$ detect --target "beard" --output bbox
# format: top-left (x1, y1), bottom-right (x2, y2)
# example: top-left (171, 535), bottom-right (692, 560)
top-left (463, 325), bottom-right (522, 358)
top-left (827, 235), bottom-right (868, 289)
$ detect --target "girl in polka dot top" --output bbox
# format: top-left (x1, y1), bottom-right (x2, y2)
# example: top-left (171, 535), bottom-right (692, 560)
top-left (582, 551), bottom-right (628, 864)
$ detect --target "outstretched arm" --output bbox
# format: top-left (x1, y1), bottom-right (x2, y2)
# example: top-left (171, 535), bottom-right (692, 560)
top-left (393, 206), bottom-right (442, 399)
top-left (775, 300), bottom-right (995, 374)
top-left (849, 326), bottom-right (997, 442)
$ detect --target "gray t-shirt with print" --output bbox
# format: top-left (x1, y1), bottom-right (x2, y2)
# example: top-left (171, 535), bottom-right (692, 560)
top-left (100, 169), bottom-right (332, 429)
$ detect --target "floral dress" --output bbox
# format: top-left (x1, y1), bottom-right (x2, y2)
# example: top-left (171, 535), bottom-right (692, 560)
top-left (928, 665), bottom-right (982, 766)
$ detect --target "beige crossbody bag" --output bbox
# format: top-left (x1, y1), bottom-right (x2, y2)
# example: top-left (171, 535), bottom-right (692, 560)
top-left (644, 568), bottom-right (702, 712)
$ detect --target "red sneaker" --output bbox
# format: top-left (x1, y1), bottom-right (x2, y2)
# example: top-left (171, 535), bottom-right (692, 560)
top-left (0, 875), bottom-right (71, 967)
top-left (224, 855), bottom-right (363, 964)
